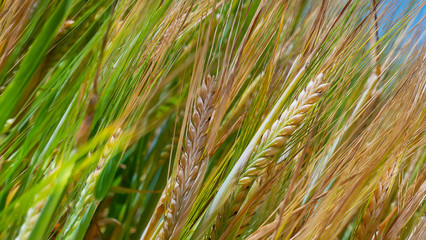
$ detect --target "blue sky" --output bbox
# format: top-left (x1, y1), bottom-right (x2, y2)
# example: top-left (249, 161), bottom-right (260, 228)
top-left (378, 0), bottom-right (425, 44)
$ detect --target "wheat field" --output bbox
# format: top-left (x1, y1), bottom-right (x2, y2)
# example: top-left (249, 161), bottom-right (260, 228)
top-left (0, 0), bottom-right (425, 239)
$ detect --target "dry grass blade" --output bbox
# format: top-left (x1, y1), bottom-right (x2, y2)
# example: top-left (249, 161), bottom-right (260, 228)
top-left (245, 190), bottom-right (330, 240)
top-left (381, 167), bottom-right (426, 239)
top-left (408, 216), bottom-right (426, 240)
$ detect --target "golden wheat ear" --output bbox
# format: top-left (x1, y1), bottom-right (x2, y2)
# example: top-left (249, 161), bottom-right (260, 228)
top-left (355, 163), bottom-right (396, 240)
top-left (211, 73), bottom-right (329, 239)
top-left (159, 74), bottom-right (216, 240)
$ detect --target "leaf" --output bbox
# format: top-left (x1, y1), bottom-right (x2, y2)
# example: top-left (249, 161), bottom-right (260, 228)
top-left (0, 0), bottom-right (74, 130)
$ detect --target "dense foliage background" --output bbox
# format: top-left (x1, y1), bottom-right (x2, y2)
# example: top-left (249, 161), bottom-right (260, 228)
top-left (0, 0), bottom-right (424, 239)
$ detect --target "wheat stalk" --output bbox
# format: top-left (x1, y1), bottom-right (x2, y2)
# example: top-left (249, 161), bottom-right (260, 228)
top-left (211, 73), bottom-right (328, 239)
top-left (158, 74), bottom-right (216, 240)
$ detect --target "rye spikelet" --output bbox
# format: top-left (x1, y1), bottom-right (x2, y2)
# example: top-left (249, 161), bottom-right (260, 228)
top-left (211, 74), bottom-right (328, 239)
top-left (158, 75), bottom-right (216, 240)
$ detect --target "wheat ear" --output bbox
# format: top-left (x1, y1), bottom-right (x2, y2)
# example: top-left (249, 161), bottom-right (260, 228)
top-left (355, 162), bottom-right (396, 240)
top-left (63, 128), bottom-right (122, 238)
top-left (142, 139), bottom-right (177, 240)
top-left (236, 155), bottom-right (289, 238)
top-left (380, 167), bottom-right (426, 239)
top-left (211, 74), bottom-right (328, 239)
top-left (16, 199), bottom-right (45, 240)
top-left (158, 75), bottom-right (216, 240)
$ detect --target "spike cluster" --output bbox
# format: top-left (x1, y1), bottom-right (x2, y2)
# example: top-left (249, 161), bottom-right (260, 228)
top-left (159, 75), bottom-right (216, 240)
top-left (211, 74), bottom-right (328, 239)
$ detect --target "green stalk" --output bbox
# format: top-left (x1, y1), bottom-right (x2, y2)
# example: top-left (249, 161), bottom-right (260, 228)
top-left (0, 0), bottom-right (74, 131)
